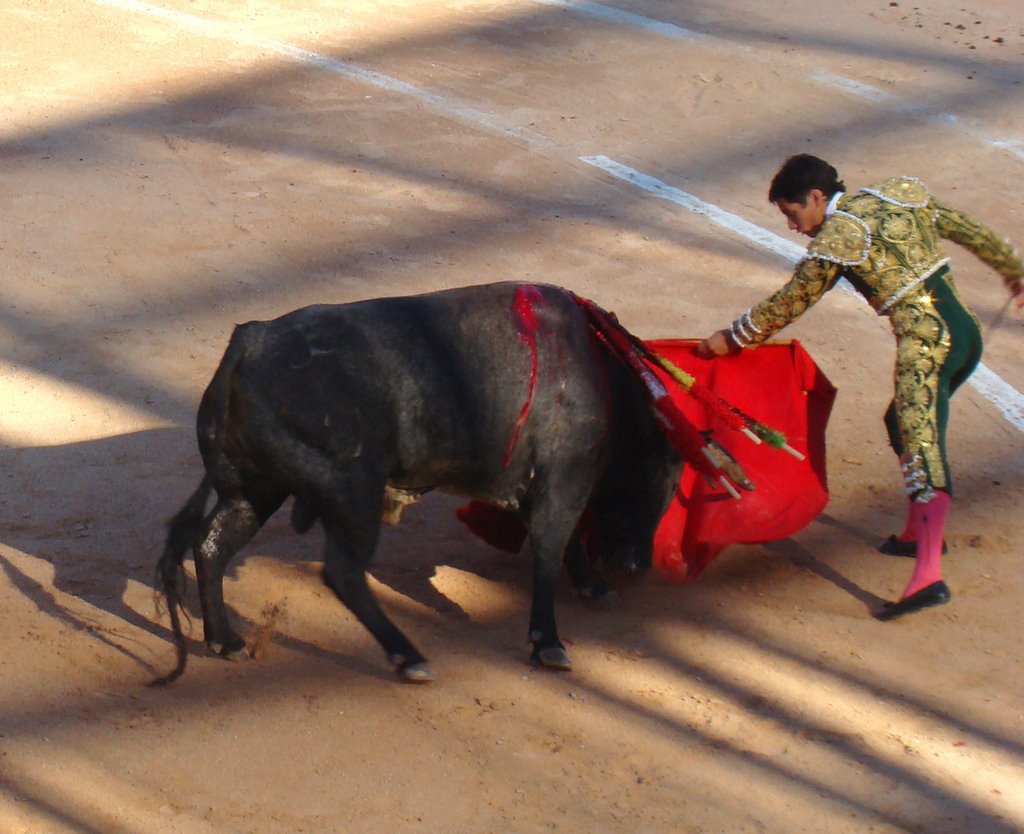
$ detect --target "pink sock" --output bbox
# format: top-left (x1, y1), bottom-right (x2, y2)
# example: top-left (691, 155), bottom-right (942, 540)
top-left (896, 499), bottom-right (917, 542)
top-left (901, 490), bottom-right (951, 599)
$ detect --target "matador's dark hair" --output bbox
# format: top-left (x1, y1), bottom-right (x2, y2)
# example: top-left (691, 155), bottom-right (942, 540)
top-left (768, 154), bottom-right (846, 204)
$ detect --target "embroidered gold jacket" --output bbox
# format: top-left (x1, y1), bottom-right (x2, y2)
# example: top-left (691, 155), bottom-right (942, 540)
top-left (729, 176), bottom-right (1024, 346)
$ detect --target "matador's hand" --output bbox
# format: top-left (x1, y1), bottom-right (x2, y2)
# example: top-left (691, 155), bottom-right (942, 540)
top-left (696, 329), bottom-right (740, 358)
top-left (1012, 279), bottom-right (1024, 311)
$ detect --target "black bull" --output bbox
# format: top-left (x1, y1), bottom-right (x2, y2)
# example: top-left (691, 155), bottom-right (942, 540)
top-left (154, 282), bottom-right (683, 683)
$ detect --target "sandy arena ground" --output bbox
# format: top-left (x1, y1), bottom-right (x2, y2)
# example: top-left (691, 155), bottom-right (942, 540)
top-left (1, 1), bottom-right (1023, 831)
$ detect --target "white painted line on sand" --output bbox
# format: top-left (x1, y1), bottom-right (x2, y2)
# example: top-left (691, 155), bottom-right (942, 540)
top-left (966, 365), bottom-right (1024, 435)
top-left (580, 155), bottom-right (805, 262)
top-left (808, 70), bottom-right (902, 107)
top-left (99, 0), bottom-right (1024, 166)
top-left (539, 1), bottom-right (1023, 162)
top-left (93, 0), bottom-right (558, 152)
top-left (812, 70), bottom-right (1024, 163)
top-left (582, 155), bottom-right (1024, 434)
top-left (533, 0), bottom-right (712, 43)
top-left (992, 139), bottom-right (1024, 159)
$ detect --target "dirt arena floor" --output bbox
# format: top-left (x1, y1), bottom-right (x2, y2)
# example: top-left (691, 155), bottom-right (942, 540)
top-left (1, 0), bottom-right (1023, 831)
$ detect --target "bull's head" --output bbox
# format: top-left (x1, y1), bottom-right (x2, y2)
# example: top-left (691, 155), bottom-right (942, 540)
top-left (588, 444), bottom-right (682, 578)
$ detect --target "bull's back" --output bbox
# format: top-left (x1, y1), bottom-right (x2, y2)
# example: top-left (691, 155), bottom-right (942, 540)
top-left (216, 283), bottom-right (612, 494)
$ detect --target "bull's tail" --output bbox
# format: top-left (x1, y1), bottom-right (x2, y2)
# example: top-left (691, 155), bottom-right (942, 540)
top-left (151, 324), bottom-right (257, 686)
top-left (150, 475), bottom-right (214, 686)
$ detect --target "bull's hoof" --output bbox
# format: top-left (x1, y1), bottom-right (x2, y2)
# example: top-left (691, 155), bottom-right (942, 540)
top-left (534, 646), bottom-right (572, 671)
top-left (399, 662), bottom-right (436, 684)
top-left (208, 639), bottom-right (249, 662)
top-left (579, 586), bottom-right (621, 608)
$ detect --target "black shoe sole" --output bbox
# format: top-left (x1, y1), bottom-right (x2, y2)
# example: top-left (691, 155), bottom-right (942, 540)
top-left (874, 581), bottom-right (951, 621)
top-left (877, 535), bottom-right (948, 557)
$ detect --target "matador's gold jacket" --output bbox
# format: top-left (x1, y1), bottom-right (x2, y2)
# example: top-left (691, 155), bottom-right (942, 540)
top-left (729, 176), bottom-right (1024, 348)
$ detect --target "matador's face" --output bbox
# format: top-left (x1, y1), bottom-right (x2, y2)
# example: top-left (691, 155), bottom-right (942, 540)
top-left (776, 189), bottom-right (829, 237)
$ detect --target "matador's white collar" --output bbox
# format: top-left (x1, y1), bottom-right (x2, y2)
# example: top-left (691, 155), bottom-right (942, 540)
top-left (825, 191), bottom-right (845, 218)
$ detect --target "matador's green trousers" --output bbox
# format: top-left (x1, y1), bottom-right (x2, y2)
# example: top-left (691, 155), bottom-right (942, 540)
top-left (883, 267), bottom-right (983, 498)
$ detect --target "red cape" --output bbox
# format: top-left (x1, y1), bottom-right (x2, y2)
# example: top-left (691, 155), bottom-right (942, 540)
top-left (647, 339), bottom-right (835, 580)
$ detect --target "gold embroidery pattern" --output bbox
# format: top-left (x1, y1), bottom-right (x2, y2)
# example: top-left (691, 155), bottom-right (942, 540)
top-left (934, 198), bottom-right (1024, 287)
top-left (805, 211), bottom-right (870, 265)
top-left (733, 257), bottom-right (840, 346)
top-left (839, 188), bottom-right (949, 312)
top-left (862, 175), bottom-right (929, 208)
top-left (889, 297), bottom-right (951, 493)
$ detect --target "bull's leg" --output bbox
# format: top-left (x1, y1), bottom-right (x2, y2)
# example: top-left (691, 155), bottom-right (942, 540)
top-left (525, 486), bottom-right (589, 671)
top-left (527, 536), bottom-right (573, 670)
top-left (194, 494), bottom-right (279, 659)
top-left (563, 534), bottom-right (619, 606)
top-left (321, 519), bottom-right (433, 683)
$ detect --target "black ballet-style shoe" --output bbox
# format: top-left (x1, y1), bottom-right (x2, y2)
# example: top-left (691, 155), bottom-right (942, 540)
top-left (877, 535), bottom-right (948, 557)
top-left (874, 581), bottom-right (951, 621)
